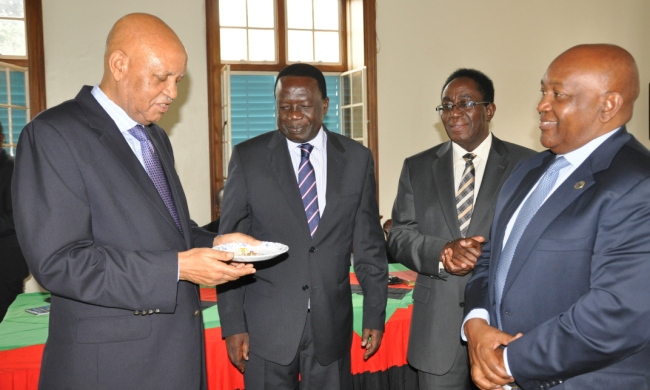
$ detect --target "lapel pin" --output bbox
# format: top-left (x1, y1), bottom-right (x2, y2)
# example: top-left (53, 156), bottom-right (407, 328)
top-left (574, 181), bottom-right (585, 189)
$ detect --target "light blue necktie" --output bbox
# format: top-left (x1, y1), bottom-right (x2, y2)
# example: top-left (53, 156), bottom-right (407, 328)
top-left (298, 143), bottom-right (319, 238)
top-left (494, 156), bottom-right (570, 329)
top-left (129, 125), bottom-right (183, 234)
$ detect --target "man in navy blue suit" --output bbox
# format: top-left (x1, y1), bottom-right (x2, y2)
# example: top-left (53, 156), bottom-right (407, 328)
top-left (463, 44), bottom-right (650, 389)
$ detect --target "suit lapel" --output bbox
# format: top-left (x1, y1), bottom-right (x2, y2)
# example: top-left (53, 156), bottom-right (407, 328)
top-left (75, 87), bottom-right (183, 239)
top-left (500, 128), bottom-right (631, 298)
top-left (266, 131), bottom-right (311, 236)
top-left (432, 142), bottom-right (460, 237)
top-left (467, 137), bottom-right (509, 237)
top-left (318, 131), bottom-right (345, 239)
top-left (147, 126), bottom-right (190, 241)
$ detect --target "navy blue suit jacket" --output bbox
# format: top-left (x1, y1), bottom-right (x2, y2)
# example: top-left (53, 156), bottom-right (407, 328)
top-left (13, 86), bottom-right (216, 389)
top-left (465, 127), bottom-right (650, 389)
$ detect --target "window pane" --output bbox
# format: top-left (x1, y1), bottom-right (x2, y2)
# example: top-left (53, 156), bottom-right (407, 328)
top-left (341, 107), bottom-right (351, 137)
top-left (220, 28), bottom-right (248, 61)
top-left (247, 0), bottom-right (274, 28)
top-left (0, 0), bottom-right (24, 18)
top-left (0, 69), bottom-right (7, 104)
top-left (323, 75), bottom-right (340, 133)
top-left (230, 74), bottom-right (276, 146)
top-left (248, 29), bottom-right (276, 62)
top-left (219, 0), bottom-right (246, 27)
top-left (0, 19), bottom-right (25, 56)
top-left (351, 70), bottom-right (362, 104)
top-left (287, 30), bottom-right (313, 62)
top-left (10, 69), bottom-right (25, 106)
top-left (341, 74), bottom-right (350, 106)
top-left (313, 0), bottom-right (338, 30)
top-left (314, 32), bottom-right (339, 63)
top-left (286, 0), bottom-right (313, 29)
top-left (352, 105), bottom-right (363, 139)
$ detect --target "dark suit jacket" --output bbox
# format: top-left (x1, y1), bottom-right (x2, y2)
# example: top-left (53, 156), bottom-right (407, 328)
top-left (388, 136), bottom-right (534, 375)
top-left (0, 150), bottom-right (29, 284)
top-left (217, 128), bottom-right (388, 366)
top-left (12, 86), bottom-right (216, 390)
top-left (465, 127), bottom-right (650, 389)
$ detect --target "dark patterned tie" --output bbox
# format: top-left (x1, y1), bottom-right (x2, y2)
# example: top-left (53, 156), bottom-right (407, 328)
top-left (298, 143), bottom-right (319, 238)
top-left (494, 156), bottom-right (570, 329)
top-left (456, 153), bottom-right (476, 237)
top-left (129, 125), bottom-right (183, 234)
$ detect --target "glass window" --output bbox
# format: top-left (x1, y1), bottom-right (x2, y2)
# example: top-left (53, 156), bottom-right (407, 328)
top-left (0, 62), bottom-right (28, 155)
top-left (0, 0), bottom-right (26, 58)
top-left (286, 0), bottom-right (340, 64)
top-left (219, 0), bottom-right (276, 63)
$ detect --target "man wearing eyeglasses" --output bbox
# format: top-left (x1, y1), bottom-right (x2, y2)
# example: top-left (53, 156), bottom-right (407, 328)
top-left (388, 69), bottom-right (534, 389)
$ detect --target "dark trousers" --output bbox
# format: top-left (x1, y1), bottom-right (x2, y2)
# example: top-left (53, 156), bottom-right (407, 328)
top-left (244, 312), bottom-right (353, 390)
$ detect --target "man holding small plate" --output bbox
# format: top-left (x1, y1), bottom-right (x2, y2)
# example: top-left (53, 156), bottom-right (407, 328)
top-left (217, 63), bottom-right (388, 390)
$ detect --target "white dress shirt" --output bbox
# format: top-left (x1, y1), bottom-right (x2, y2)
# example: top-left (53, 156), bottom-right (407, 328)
top-left (286, 127), bottom-right (328, 216)
top-left (91, 85), bottom-right (146, 169)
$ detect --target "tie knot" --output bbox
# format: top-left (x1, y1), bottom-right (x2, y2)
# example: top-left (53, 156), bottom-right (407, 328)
top-left (300, 143), bottom-right (314, 159)
top-left (463, 153), bottom-right (476, 163)
top-left (548, 156), bottom-right (570, 173)
top-left (128, 125), bottom-right (148, 143)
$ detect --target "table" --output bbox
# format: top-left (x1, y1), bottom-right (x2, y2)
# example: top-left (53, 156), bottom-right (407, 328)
top-left (0, 265), bottom-right (416, 390)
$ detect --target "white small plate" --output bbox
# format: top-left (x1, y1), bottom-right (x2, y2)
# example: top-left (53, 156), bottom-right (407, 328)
top-left (213, 241), bottom-right (289, 262)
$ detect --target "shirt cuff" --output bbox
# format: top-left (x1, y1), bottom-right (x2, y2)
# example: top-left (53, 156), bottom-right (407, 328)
top-left (503, 347), bottom-right (512, 376)
top-left (460, 308), bottom-right (490, 341)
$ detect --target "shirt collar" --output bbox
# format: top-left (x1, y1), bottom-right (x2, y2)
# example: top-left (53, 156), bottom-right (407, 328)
top-left (558, 127), bottom-right (621, 167)
top-left (91, 84), bottom-right (140, 133)
top-left (452, 132), bottom-right (493, 163)
top-left (286, 126), bottom-right (327, 152)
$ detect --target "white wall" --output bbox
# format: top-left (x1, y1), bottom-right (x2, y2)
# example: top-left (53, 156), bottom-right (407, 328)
top-left (27, 0), bottom-right (650, 291)
top-left (376, 0), bottom-right (650, 218)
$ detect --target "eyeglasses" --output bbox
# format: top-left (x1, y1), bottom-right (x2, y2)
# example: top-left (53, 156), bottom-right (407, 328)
top-left (435, 100), bottom-right (490, 114)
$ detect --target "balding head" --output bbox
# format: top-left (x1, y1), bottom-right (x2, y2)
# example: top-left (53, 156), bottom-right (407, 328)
top-left (99, 13), bottom-right (187, 125)
top-left (537, 44), bottom-right (639, 154)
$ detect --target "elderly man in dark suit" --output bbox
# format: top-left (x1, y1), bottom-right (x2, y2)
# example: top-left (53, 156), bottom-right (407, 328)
top-left (388, 69), bottom-right (534, 389)
top-left (218, 63), bottom-right (388, 390)
top-left (12, 13), bottom-right (257, 389)
top-left (463, 44), bottom-right (650, 389)
top-left (0, 122), bottom-right (29, 322)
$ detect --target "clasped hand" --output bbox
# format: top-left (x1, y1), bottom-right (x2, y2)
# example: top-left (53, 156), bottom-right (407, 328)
top-left (440, 236), bottom-right (485, 276)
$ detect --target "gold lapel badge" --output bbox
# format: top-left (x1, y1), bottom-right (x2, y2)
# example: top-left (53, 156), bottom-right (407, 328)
top-left (574, 181), bottom-right (586, 190)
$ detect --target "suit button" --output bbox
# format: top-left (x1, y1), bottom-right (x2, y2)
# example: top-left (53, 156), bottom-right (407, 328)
top-left (459, 302), bottom-right (465, 308)
top-left (429, 275), bottom-right (434, 279)
top-left (302, 285), bottom-right (309, 291)
top-left (193, 310), bottom-right (200, 317)
top-left (148, 309), bottom-right (154, 315)
top-left (155, 309), bottom-right (160, 313)
top-left (309, 246), bottom-right (316, 253)
top-left (133, 310), bottom-right (140, 315)
top-left (141, 310), bottom-right (147, 316)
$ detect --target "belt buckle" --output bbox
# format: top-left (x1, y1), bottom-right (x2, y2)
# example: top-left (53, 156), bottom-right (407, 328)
top-left (503, 385), bottom-right (519, 390)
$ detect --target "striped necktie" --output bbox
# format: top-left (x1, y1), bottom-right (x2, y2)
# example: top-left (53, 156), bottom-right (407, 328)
top-left (456, 153), bottom-right (476, 237)
top-left (128, 125), bottom-right (183, 234)
top-left (494, 156), bottom-right (570, 329)
top-left (298, 143), bottom-right (320, 238)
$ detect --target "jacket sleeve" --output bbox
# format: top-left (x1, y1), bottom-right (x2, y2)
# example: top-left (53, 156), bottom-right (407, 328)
top-left (388, 159), bottom-right (447, 277)
top-left (12, 120), bottom-right (180, 313)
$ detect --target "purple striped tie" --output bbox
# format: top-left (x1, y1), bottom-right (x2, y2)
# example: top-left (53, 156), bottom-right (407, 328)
top-left (298, 143), bottom-right (319, 238)
top-left (129, 125), bottom-right (183, 234)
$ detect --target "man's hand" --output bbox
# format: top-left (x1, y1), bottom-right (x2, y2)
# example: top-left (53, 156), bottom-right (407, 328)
top-left (361, 328), bottom-right (383, 360)
top-left (225, 333), bottom-right (250, 372)
top-left (464, 318), bottom-right (521, 390)
top-left (213, 232), bottom-right (262, 247)
top-left (440, 236), bottom-right (485, 276)
top-left (179, 233), bottom-right (260, 285)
